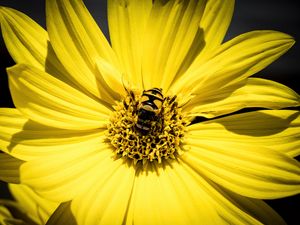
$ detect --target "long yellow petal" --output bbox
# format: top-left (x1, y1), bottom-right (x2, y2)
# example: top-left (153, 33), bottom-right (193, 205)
top-left (108, 0), bottom-right (152, 89)
top-left (71, 162), bottom-right (135, 225)
top-left (9, 184), bottom-right (58, 225)
top-left (20, 147), bottom-right (120, 202)
top-left (182, 138), bottom-right (300, 199)
top-left (188, 110), bottom-right (300, 157)
top-left (198, 0), bottom-right (235, 56)
top-left (0, 108), bottom-right (109, 161)
top-left (185, 78), bottom-right (300, 118)
top-left (177, 162), bottom-right (286, 225)
top-left (142, 0), bottom-right (206, 91)
top-left (0, 153), bottom-right (24, 183)
top-left (125, 162), bottom-right (222, 225)
top-left (174, 0), bottom-right (235, 80)
top-left (46, 0), bottom-right (119, 101)
top-left (8, 64), bottom-right (111, 130)
top-left (172, 30), bottom-right (294, 96)
top-left (0, 7), bottom-right (74, 87)
top-left (214, 185), bottom-right (287, 225)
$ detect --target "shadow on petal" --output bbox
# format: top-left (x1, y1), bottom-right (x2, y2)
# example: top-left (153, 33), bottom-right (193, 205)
top-left (0, 153), bottom-right (24, 183)
top-left (46, 201), bottom-right (77, 225)
top-left (217, 110), bottom-right (299, 136)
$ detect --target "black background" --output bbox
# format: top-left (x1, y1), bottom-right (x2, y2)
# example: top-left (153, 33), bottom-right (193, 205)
top-left (0, 0), bottom-right (299, 224)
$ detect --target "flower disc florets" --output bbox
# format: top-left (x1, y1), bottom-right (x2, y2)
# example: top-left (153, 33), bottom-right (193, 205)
top-left (107, 89), bottom-right (189, 165)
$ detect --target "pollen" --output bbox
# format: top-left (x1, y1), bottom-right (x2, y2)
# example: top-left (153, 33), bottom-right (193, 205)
top-left (106, 89), bottom-right (189, 165)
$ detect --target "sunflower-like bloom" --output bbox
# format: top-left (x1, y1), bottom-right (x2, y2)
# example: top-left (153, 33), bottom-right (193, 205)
top-left (0, 0), bottom-right (300, 224)
top-left (0, 184), bottom-right (58, 224)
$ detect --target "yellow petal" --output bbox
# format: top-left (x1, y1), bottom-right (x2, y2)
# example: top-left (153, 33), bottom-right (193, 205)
top-left (0, 205), bottom-right (13, 224)
top-left (182, 136), bottom-right (300, 199)
top-left (71, 162), bottom-right (135, 225)
top-left (46, 0), bottom-right (119, 101)
top-left (177, 162), bottom-right (284, 225)
top-left (125, 162), bottom-right (222, 225)
top-left (198, 0), bottom-right (235, 56)
top-left (9, 184), bottom-right (58, 224)
top-left (0, 108), bottom-right (27, 157)
top-left (141, 0), bottom-right (206, 91)
top-left (0, 203), bottom-right (31, 225)
top-left (95, 57), bottom-right (127, 101)
top-left (0, 153), bottom-right (24, 183)
top-left (0, 7), bottom-right (74, 86)
top-left (0, 199), bottom-right (48, 225)
top-left (0, 108), bottom-right (109, 161)
top-left (46, 202), bottom-right (77, 225)
top-left (108, 0), bottom-right (152, 89)
top-left (174, 0), bottom-right (235, 80)
top-left (215, 185), bottom-right (287, 225)
top-left (185, 78), bottom-right (300, 118)
top-left (188, 110), bottom-right (300, 157)
top-left (172, 30), bottom-right (295, 96)
top-left (8, 64), bottom-right (111, 130)
top-left (20, 147), bottom-right (120, 202)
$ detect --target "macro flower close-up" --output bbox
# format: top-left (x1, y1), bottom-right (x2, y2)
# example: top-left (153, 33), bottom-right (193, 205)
top-left (0, 0), bottom-right (300, 224)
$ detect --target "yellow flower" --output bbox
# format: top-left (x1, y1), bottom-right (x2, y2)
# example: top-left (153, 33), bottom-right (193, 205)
top-left (0, 0), bottom-right (300, 224)
top-left (0, 183), bottom-right (58, 224)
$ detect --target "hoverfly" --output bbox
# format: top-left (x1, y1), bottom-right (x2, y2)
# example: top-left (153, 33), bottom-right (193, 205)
top-left (136, 88), bottom-right (164, 133)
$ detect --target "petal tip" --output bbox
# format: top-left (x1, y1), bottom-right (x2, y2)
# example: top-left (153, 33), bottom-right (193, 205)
top-left (277, 31), bottom-right (296, 45)
top-left (6, 64), bottom-right (33, 78)
top-left (6, 63), bottom-right (24, 74)
top-left (0, 6), bottom-right (14, 17)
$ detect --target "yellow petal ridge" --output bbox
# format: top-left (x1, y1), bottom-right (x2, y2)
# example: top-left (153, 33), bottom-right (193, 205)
top-left (7, 64), bottom-right (111, 130)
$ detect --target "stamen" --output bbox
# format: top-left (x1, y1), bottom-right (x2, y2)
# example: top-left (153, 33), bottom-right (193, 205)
top-left (106, 89), bottom-right (189, 165)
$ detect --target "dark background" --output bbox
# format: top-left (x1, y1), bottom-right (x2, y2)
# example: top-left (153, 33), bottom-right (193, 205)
top-left (0, 0), bottom-right (299, 224)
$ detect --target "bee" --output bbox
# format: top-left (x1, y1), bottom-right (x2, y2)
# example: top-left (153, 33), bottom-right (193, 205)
top-left (136, 88), bottom-right (164, 133)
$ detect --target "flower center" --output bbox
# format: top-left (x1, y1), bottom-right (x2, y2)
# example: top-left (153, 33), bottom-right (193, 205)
top-left (106, 88), bottom-right (189, 164)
